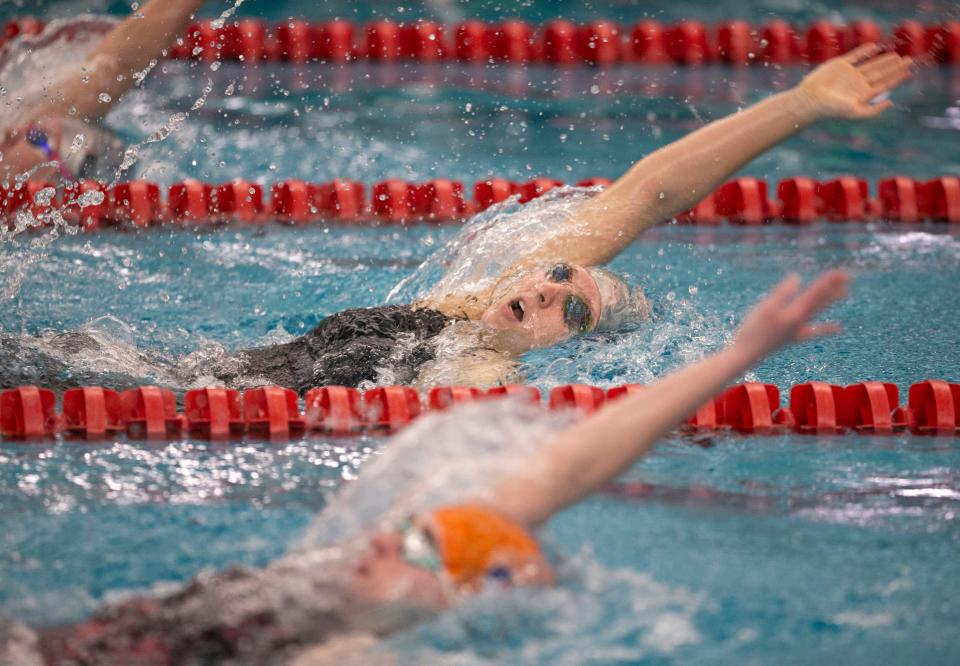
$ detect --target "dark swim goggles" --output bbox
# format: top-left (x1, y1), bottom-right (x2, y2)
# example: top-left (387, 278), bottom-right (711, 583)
top-left (547, 263), bottom-right (594, 333)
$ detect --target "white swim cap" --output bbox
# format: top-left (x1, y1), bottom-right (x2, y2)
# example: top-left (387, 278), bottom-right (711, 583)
top-left (585, 267), bottom-right (651, 332)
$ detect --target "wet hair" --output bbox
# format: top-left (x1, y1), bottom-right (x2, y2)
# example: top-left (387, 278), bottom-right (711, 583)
top-left (584, 267), bottom-right (651, 332)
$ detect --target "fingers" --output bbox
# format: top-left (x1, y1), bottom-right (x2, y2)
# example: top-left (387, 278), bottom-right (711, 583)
top-left (763, 273), bottom-right (802, 309)
top-left (859, 53), bottom-right (913, 88)
top-left (855, 99), bottom-right (893, 118)
top-left (783, 270), bottom-right (850, 323)
top-left (842, 43), bottom-right (882, 65)
top-left (869, 68), bottom-right (912, 97)
top-left (796, 322), bottom-right (842, 342)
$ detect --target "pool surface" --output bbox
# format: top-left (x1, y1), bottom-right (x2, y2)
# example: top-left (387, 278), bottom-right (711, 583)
top-left (1, 0), bottom-right (959, 663)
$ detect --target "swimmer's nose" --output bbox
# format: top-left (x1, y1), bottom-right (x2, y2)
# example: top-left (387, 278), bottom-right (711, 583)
top-left (371, 532), bottom-right (402, 557)
top-left (535, 282), bottom-right (563, 309)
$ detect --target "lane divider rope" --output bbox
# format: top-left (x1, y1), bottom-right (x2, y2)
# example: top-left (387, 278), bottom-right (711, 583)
top-left (4, 17), bottom-right (959, 66)
top-left (1, 380), bottom-right (959, 441)
top-left (4, 175), bottom-right (958, 229)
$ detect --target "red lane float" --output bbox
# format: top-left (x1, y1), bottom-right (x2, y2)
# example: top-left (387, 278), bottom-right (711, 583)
top-left (0, 387), bottom-right (57, 438)
top-left (2, 380), bottom-right (958, 441)
top-left (548, 384), bottom-right (605, 414)
top-left (111, 181), bottom-right (161, 228)
top-left (920, 177), bottom-right (960, 222)
top-left (213, 180), bottom-right (265, 223)
top-left (606, 384), bottom-right (644, 401)
top-left (7, 18), bottom-right (959, 66)
top-left (761, 20), bottom-right (801, 63)
top-left (485, 384), bottom-right (542, 403)
top-left (898, 380), bottom-right (960, 435)
top-left (778, 177), bottom-right (818, 223)
top-left (717, 21), bottom-right (757, 65)
top-left (243, 386), bottom-right (305, 439)
top-left (62, 387), bottom-right (122, 439)
top-left (720, 383), bottom-right (780, 433)
top-left (304, 386), bottom-right (363, 435)
top-left (13, 176), bottom-right (959, 230)
top-left (878, 176), bottom-right (920, 222)
top-left (363, 386), bottom-right (421, 431)
top-left (428, 386), bottom-right (483, 410)
top-left (64, 180), bottom-right (109, 230)
top-left (785, 381), bottom-right (845, 434)
top-left (184, 387), bottom-right (244, 438)
top-left (630, 20), bottom-right (671, 63)
top-left (120, 387), bottom-right (181, 439)
top-left (840, 382), bottom-right (901, 433)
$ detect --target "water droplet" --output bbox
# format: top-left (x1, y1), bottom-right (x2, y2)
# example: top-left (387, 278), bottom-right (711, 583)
top-left (590, 85), bottom-right (600, 94)
top-left (33, 187), bottom-right (56, 206)
top-left (69, 133), bottom-right (85, 153)
top-left (98, 92), bottom-right (112, 103)
top-left (76, 190), bottom-right (105, 208)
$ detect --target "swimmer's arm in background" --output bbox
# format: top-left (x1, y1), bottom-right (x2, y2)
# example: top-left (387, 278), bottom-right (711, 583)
top-left (513, 45), bottom-right (913, 269)
top-left (33, 0), bottom-right (207, 121)
top-left (485, 270), bottom-right (849, 529)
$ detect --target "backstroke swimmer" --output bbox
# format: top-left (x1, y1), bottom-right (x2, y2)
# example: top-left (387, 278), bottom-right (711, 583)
top-left (2, 269), bottom-right (850, 664)
top-left (0, 45), bottom-right (909, 392)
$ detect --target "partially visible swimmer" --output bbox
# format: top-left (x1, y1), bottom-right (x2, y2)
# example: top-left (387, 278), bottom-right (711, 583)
top-left (0, 0), bottom-right (204, 183)
top-left (2, 270), bottom-right (850, 664)
top-left (1, 45), bottom-right (909, 392)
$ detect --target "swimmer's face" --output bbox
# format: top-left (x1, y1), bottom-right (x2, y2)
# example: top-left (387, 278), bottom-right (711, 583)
top-left (481, 263), bottom-right (601, 350)
top-left (348, 517), bottom-right (450, 611)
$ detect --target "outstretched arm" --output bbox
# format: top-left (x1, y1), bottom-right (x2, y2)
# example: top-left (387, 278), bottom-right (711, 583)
top-left (510, 45), bottom-right (912, 269)
top-left (488, 270), bottom-right (850, 528)
top-left (34, 0), bottom-right (206, 121)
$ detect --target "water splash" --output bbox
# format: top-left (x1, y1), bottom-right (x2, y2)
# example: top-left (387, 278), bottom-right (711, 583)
top-left (297, 399), bottom-right (570, 549)
top-left (386, 186), bottom-right (601, 304)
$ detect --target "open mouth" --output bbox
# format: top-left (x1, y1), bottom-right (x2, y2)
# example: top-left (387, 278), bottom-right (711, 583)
top-left (510, 299), bottom-right (525, 322)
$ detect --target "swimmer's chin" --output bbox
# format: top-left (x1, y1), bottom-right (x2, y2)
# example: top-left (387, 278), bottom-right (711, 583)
top-left (477, 325), bottom-right (553, 354)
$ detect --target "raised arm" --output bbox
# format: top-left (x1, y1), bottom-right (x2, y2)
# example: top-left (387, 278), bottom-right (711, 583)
top-left (511, 45), bottom-right (912, 269)
top-left (34, 0), bottom-right (206, 121)
top-left (488, 270), bottom-right (850, 528)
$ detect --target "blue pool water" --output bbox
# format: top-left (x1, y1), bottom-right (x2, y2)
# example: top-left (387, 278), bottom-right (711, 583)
top-left (2, 0), bottom-right (960, 662)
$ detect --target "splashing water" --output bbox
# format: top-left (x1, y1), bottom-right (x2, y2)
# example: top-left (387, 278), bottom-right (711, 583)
top-left (293, 400), bottom-right (701, 662)
top-left (0, 3), bottom-right (244, 304)
top-left (0, 16), bottom-right (118, 120)
top-left (298, 399), bottom-right (571, 548)
top-left (386, 186), bottom-right (603, 304)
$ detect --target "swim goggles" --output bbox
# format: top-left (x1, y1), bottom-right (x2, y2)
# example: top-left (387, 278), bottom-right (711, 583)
top-left (24, 124), bottom-right (76, 181)
top-left (400, 518), bottom-right (514, 586)
top-left (547, 263), bottom-right (594, 333)
top-left (400, 519), bottom-right (444, 573)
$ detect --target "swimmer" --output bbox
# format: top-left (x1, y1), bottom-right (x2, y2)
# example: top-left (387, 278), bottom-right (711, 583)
top-left (215, 45), bottom-right (911, 391)
top-left (0, 0), bottom-right (205, 184)
top-left (5, 270), bottom-right (849, 664)
top-left (0, 45), bottom-right (910, 392)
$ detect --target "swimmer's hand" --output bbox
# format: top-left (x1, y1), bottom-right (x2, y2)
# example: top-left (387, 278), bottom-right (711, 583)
top-left (796, 44), bottom-right (912, 119)
top-left (732, 270), bottom-right (849, 365)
